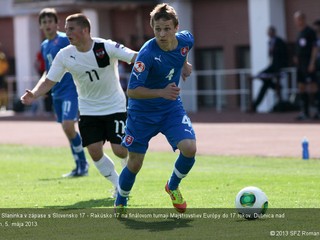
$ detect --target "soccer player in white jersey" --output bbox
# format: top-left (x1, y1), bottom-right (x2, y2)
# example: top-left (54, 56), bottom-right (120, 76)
top-left (21, 13), bottom-right (137, 198)
top-left (115, 3), bottom-right (196, 213)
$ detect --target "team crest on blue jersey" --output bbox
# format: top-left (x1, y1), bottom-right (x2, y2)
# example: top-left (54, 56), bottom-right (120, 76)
top-left (124, 135), bottom-right (134, 146)
top-left (181, 46), bottom-right (189, 56)
top-left (95, 48), bottom-right (106, 59)
top-left (134, 61), bottom-right (145, 73)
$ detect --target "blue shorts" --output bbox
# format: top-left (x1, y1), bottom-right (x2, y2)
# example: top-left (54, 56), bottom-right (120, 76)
top-left (53, 96), bottom-right (78, 123)
top-left (122, 109), bottom-right (196, 154)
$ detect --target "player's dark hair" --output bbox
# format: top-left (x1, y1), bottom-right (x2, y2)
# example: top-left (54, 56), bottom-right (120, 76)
top-left (38, 8), bottom-right (58, 25)
top-left (150, 3), bottom-right (179, 28)
top-left (66, 13), bottom-right (91, 33)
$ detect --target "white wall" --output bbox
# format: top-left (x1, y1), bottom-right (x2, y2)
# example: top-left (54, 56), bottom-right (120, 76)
top-left (82, 9), bottom-right (99, 37)
top-left (162, 0), bottom-right (197, 112)
top-left (14, 15), bottom-right (41, 97)
top-left (248, 0), bottom-right (286, 112)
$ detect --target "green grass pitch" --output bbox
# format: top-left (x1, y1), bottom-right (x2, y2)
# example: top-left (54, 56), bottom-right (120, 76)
top-left (0, 144), bottom-right (319, 239)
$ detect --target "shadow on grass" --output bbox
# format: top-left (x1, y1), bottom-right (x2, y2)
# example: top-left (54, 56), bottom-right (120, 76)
top-left (38, 175), bottom-right (89, 181)
top-left (117, 217), bottom-right (194, 232)
top-left (38, 177), bottom-right (66, 181)
top-left (44, 198), bottom-right (115, 209)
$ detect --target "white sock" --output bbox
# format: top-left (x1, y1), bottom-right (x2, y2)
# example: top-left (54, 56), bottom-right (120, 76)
top-left (94, 154), bottom-right (119, 187)
top-left (120, 156), bottom-right (128, 168)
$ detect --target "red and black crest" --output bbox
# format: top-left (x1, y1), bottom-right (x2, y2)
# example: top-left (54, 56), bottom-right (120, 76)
top-left (95, 48), bottom-right (105, 59)
top-left (93, 42), bottom-right (110, 67)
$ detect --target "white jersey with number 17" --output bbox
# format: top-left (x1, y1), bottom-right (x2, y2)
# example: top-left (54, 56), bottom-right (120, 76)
top-left (47, 37), bottom-right (135, 116)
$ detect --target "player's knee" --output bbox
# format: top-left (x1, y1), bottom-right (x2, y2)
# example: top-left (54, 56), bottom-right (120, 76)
top-left (179, 139), bottom-right (197, 157)
top-left (127, 152), bottom-right (144, 173)
top-left (89, 152), bottom-right (103, 161)
top-left (62, 122), bottom-right (76, 139)
top-left (114, 149), bottom-right (127, 159)
top-left (112, 144), bottom-right (128, 159)
top-left (87, 144), bottom-right (104, 161)
top-left (183, 147), bottom-right (197, 158)
top-left (127, 159), bottom-right (143, 173)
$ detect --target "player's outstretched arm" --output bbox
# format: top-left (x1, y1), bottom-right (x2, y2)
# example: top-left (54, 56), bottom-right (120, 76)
top-left (130, 53), bottom-right (138, 64)
top-left (20, 78), bottom-right (56, 105)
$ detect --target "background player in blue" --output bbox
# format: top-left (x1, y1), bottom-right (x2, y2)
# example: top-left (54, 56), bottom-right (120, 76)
top-left (115, 3), bottom-right (196, 213)
top-left (39, 8), bottom-right (88, 177)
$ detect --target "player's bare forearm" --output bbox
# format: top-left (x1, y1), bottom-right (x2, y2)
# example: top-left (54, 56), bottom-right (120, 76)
top-left (127, 83), bottom-right (180, 100)
top-left (181, 61), bottom-right (192, 81)
top-left (20, 78), bottom-right (56, 105)
top-left (130, 53), bottom-right (138, 63)
top-left (127, 87), bottom-right (162, 99)
top-left (31, 78), bottom-right (56, 98)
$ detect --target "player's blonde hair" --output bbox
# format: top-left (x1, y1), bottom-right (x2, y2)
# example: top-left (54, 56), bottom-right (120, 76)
top-left (66, 13), bottom-right (91, 33)
top-left (150, 3), bottom-right (179, 28)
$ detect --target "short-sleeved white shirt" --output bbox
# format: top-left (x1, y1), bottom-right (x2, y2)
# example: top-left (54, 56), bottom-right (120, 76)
top-left (47, 38), bottom-right (135, 115)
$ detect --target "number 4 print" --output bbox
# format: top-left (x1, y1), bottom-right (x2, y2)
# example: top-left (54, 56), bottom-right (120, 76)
top-left (182, 115), bottom-right (192, 127)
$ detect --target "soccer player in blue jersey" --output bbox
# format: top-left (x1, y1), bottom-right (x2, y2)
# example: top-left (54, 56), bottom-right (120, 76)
top-left (115, 3), bottom-right (196, 213)
top-left (38, 8), bottom-right (89, 177)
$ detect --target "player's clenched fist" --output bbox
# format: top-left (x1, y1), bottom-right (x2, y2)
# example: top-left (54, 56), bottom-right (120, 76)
top-left (20, 90), bottom-right (36, 105)
top-left (162, 83), bottom-right (180, 100)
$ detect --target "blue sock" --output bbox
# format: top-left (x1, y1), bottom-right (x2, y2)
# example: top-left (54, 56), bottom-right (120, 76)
top-left (168, 153), bottom-right (195, 190)
top-left (116, 167), bottom-right (137, 206)
top-left (71, 133), bottom-right (87, 166)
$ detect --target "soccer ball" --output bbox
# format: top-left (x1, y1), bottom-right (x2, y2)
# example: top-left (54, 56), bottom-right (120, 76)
top-left (235, 186), bottom-right (268, 220)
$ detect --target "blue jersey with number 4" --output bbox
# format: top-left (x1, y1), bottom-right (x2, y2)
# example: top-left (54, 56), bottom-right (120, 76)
top-left (127, 30), bottom-right (194, 114)
top-left (41, 31), bottom-right (77, 99)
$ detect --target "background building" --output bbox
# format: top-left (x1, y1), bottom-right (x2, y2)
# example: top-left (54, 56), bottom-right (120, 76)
top-left (1, 0), bottom-right (320, 113)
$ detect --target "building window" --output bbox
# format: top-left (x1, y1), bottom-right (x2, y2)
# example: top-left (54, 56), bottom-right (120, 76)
top-left (235, 45), bottom-right (251, 109)
top-left (235, 46), bottom-right (251, 69)
top-left (195, 48), bottom-right (224, 108)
